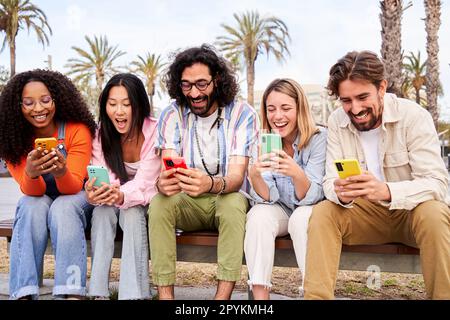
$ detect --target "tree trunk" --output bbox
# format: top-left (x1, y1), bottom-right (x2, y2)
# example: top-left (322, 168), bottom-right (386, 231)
top-left (246, 59), bottom-right (255, 107)
top-left (9, 41), bottom-right (16, 77)
top-left (379, 0), bottom-right (404, 97)
top-left (96, 73), bottom-right (104, 95)
top-left (147, 81), bottom-right (155, 116)
top-left (148, 95), bottom-right (154, 116)
top-left (415, 87), bottom-right (420, 105)
top-left (424, 0), bottom-right (441, 130)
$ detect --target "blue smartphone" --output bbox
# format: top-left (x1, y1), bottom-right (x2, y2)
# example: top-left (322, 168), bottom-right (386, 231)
top-left (87, 165), bottom-right (111, 187)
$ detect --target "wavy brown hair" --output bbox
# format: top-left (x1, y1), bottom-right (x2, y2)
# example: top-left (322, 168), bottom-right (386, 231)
top-left (327, 50), bottom-right (386, 99)
top-left (164, 44), bottom-right (239, 108)
top-left (0, 69), bottom-right (96, 165)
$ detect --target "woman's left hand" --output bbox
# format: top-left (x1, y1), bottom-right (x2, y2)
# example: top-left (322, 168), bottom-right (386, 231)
top-left (270, 149), bottom-right (303, 178)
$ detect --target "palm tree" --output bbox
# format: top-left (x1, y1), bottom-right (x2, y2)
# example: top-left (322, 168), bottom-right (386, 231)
top-left (130, 52), bottom-right (166, 112)
top-left (65, 35), bottom-right (125, 93)
top-left (216, 11), bottom-right (290, 106)
top-left (379, 0), bottom-right (411, 97)
top-left (424, 0), bottom-right (441, 130)
top-left (402, 51), bottom-right (426, 105)
top-left (0, 0), bottom-right (52, 76)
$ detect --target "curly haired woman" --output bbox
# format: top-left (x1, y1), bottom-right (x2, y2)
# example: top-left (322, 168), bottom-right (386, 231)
top-left (0, 69), bottom-right (96, 300)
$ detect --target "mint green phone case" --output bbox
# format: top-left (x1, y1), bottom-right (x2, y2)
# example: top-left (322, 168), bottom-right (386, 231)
top-left (261, 133), bottom-right (282, 155)
top-left (87, 165), bottom-right (111, 187)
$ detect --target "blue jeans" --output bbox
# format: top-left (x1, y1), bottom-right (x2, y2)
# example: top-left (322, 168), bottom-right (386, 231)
top-left (9, 191), bottom-right (93, 300)
top-left (88, 205), bottom-right (150, 300)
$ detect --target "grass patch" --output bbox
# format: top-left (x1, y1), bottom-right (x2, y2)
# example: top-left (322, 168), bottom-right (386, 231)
top-left (383, 278), bottom-right (398, 287)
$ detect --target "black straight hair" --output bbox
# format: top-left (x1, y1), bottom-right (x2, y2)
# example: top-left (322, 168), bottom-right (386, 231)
top-left (98, 73), bottom-right (151, 184)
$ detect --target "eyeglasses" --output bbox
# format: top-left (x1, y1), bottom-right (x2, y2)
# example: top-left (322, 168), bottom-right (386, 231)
top-left (180, 79), bottom-right (213, 92)
top-left (20, 96), bottom-right (54, 110)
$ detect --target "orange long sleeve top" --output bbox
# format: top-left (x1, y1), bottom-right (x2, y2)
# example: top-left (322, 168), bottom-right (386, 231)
top-left (7, 123), bottom-right (93, 196)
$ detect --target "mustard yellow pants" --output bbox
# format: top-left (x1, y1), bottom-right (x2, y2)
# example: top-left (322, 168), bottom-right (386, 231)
top-left (304, 199), bottom-right (450, 299)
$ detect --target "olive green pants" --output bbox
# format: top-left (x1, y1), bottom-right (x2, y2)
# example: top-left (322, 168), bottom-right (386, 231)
top-left (148, 192), bottom-right (249, 286)
top-left (304, 199), bottom-right (450, 300)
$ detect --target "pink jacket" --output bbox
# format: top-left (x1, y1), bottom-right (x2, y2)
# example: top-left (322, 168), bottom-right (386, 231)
top-left (91, 117), bottom-right (160, 209)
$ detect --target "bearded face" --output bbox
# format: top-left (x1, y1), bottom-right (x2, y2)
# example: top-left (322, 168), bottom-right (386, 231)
top-left (181, 63), bottom-right (218, 117)
top-left (338, 79), bottom-right (387, 131)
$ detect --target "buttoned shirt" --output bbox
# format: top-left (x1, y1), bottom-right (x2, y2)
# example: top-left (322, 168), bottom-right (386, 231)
top-left (324, 93), bottom-right (450, 210)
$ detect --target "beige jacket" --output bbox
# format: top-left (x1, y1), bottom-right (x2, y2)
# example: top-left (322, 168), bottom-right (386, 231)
top-left (324, 93), bottom-right (450, 210)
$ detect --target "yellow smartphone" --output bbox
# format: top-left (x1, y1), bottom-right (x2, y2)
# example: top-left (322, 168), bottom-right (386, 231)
top-left (34, 137), bottom-right (58, 151)
top-left (334, 159), bottom-right (362, 179)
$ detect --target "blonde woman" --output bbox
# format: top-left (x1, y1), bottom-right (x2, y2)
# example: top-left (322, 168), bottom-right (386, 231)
top-left (245, 78), bottom-right (327, 299)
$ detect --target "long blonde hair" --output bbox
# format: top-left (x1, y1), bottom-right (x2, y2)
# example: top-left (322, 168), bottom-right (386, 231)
top-left (260, 78), bottom-right (319, 150)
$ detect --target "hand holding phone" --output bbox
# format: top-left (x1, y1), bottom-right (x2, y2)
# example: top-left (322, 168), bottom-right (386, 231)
top-left (163, 157), bottom-right (188, 178)
top-left (87, 165), bottom-right (111, 187)
top-left (334, 159), bottom-right (391, 203)
top-left (157, 157), bottom-right (186, 196)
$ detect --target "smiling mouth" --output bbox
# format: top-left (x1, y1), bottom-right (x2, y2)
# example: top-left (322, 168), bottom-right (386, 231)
top-left (273, 122), bottom-right (288, 128)
top-left (32, 114), bottom-right (48, 121)
top-left (190, 96), bottom-right (207, 106)
top-left (352, 110), bottom-right (369, 120)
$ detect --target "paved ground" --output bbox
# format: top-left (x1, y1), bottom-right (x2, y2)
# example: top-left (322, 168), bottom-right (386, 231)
top-left (0, 273), bottom-right (294, 300)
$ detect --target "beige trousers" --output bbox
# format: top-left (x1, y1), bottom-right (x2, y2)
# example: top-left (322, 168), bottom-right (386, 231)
top-left (304, 199), bottom-right (450, 299)
top-left (244, 204), bottom-right (313, 293)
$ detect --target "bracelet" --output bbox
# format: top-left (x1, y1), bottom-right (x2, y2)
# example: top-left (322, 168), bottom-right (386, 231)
top-left (207, 176), bottom-right (214, 193)
top-left (218, 177), bottom-right (226, 195)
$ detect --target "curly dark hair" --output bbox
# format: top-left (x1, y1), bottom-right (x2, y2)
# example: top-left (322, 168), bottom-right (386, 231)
top-left (165, 44), bottom-right (239, 108)
top-left (327, 50), bottom-right (386, 99)
top-left (0, 69), bottom-right (97, 165)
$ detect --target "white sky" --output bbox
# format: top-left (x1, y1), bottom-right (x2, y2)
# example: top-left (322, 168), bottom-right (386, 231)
top-left (1, 0), bottom-right (449, 119)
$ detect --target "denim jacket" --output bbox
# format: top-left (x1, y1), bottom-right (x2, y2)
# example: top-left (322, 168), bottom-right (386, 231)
top-left (250, 126), bottom-right (327, 216)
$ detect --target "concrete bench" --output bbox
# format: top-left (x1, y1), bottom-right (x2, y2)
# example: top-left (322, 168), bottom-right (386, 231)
top-left (0, 218), bottom-right (421, 274)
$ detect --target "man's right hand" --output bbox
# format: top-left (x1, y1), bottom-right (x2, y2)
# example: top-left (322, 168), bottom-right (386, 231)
top-left (157, 168), bottom-right (182, 196)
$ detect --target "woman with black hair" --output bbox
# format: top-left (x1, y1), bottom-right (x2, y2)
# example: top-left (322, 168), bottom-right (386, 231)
top-left (0, 69), bottom-right (96, 300)
top-left (85, 73), bottom-right (160, 300)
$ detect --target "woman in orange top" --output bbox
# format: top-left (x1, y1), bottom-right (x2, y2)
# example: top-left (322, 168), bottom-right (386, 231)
top-left (0, 69), bottom-right (96, 300)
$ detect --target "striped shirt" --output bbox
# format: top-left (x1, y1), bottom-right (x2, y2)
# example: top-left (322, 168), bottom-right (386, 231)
top-left (156, 100), bottom-right (260, 191)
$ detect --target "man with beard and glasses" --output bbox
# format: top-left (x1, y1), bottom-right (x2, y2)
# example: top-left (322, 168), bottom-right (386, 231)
top-left (304, 50), bottom-right (450, 300)
top-left (148, 44), bottom-right (259, 300)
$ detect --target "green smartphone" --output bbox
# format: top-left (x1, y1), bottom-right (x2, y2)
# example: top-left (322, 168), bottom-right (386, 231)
top-left (87, 165), bottom-right (111, 187)
top-left (261, 133), bottom-right (282, 155)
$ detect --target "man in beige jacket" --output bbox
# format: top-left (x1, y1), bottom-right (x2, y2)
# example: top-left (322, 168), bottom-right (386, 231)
top-left (304, 50), bottom-right (450, 300)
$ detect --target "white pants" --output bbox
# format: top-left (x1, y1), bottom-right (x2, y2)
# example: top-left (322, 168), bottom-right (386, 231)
top-left (244, 204), bottom-right (313, 294)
